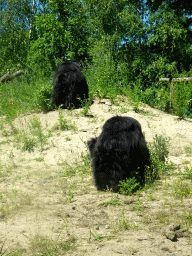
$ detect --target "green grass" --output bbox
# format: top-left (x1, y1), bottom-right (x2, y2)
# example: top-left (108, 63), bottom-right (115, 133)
top-left (173, 180), bottom-right (192, 200)
top-left (52, 109), bottom-right (77, 132)
top-left (0, 78), bottom-right (53, 118)
top-left (30, 234), bottom-right (76, 255)
top-left (13, 117), bottom-right (49, 152)
top-left (182, 165), bottom-right (192, 180)
top-left (99, 195), bottom-right (122, 207)
top-left (113, 208), bottom-right (139, 230)
top-left (119, 177), bottom-right (141, 195)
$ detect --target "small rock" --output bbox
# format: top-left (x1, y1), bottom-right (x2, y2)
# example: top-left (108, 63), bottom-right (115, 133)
top-left (95, 226), bottom-right (99, 230)
top-left (169, 223), bottom-right (180, 231)
top-left (163, 223), bottom-right (186, 241)
top-left (164, 231), bottom-right (177, 241)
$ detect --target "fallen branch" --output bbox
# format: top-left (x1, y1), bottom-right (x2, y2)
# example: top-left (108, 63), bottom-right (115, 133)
top-left (0, 70), bottom-right (24, 83)
top-left (159, 77), bottom-right (192, 83)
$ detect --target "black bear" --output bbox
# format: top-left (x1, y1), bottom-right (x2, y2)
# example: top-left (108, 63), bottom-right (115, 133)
top-left (52, 61), bottom-right (89, 108)
top-left (87, 116), bottom-right (150, 192)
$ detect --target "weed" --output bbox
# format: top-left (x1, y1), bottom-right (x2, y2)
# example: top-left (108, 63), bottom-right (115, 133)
top-left (93, 235), bottom-right (115, 241)
top-left (67, 190), bottom-right (74, 202)
top-left (65, 181), bottom-right (78, 202)
top-left (29, 117), bottom-right (47, 151)
top-left (35, 81), bottom-right (53, 112)
top-left (35, 157), bottom-right (44, 162)
top-left (184, 146), bottom-right (192, 156)
top-left (0, 140), bottom-right (10, 146)
top-left (119, 177), bottom-right (140, 195)
top-left (148, 194), bottom-right (156, 201)
top-left (59, 110), bottom-right (69, 131)
top-left (58, 163), bottom-right (77, 177)
top-left (16, 132), bottom-right (36, 152)
top-left (53, 110), bottom-right (77, 131)
top-left (113, 208), bottom-right (136, 230)
top-left (80, 97), bottom-right (92, 116)
top-left (182, 165), bottom-right (192, 180)
top-left (65, 136), bottom-right (71, 141)
top-left (173, 180), bottom-right (192, 199)
top-left (132, 101), bottom-right (140, 112)
top-left (14, 117), bottom-right (48, 152)
top-left (30, 234), bottom-right (76, 255)
top-left (183, 212), bottom-right (192, 231)
top-left (0, 207), bottom-right (7, 219)
top-left (133, 200), bottom-right (143, 213)
top-left (0, 118), bottom-right (18, 137)
top-left (117, 105), bottom-right (130, 113)
top-left (143, 215), bottom-right (152, 224)
top-left (99, 195), bottom-right (122, 207)
top-left (81, 150), bottom-right (91, 169)
top-left (150, 134), bottom-right (170, 163)
top-left (156, 210), bottom-right (170, 224)
top-left (148, 134), bottom-right (171, 184)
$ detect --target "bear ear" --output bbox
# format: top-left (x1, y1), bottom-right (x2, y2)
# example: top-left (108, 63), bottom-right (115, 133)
top-left (87, 138), bottom-right (97, 151)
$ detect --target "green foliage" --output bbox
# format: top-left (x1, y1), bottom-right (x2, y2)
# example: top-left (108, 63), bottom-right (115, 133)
top-left (52, 110), bottom-right (77, 132)
top-left (143, 85), bottom-right (170, 112)
top-left (0, 79), bottom-right (39, 118)
top-left (0, 0), bottom-right (29, 73)
top-left (172, 81), bottom-right (192, 119)
top-left (28, 0), bottom-right (89, 74)
top-left (173, 180), bottom-right (192, 200)
top-left (0, 78), bottom-right (53, 118)
top-left (141, 57), bottom-right (176, 90)
top-left (30, 234), bottom-right (76, 255)
top-left (17, 133), bottom-right (36, 153)
top-left (35, 81), bottom-right (53, 112)
top-left (148, 134), bottom-right (171, 183)
top-left (99, 196), bottom-right (122, 207)
top-left (29, 117), bottom-right (48, 151)
top-left (182, 165), bottom-right (192, 180)
top-left (27, 44), bottom-right (54, 78)
top-left (119, 177), bottom-right (140, 195)
top-left (14, 117), bottom-right (50, 152)
top-left (148, 2), bottom-right (190, 70)
top-left (86, 37), bottom-right (120, 97)
top-left (113, 208), bottom-right (132, 230)
top-left (150, 134), bottom-right (170, 163)
top-left (80, 98), bottom-right (92, 116)
top-left (1, 0), bottom-right (192, 121)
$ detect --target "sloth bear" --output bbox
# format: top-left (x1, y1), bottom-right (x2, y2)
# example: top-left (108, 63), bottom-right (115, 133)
top-left (52, 61), bottom-right (89, 108)
top-left (87, 116), bottom-right (150, 192)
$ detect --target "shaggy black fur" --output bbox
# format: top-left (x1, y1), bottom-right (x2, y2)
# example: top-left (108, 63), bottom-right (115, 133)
top-left (52, 61), bottom-right (89, 108)
top-left (87, 116), bottom-right (150, 192)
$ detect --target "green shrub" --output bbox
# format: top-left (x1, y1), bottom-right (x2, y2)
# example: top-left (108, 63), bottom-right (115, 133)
top-left (35, 81), bottom-right (53, 112)
top-left (119, 177), bottom-right (140, 195)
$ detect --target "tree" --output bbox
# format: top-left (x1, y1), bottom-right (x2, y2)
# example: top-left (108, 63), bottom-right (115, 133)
top-left (0, 0), bottom-right (31, 73)
top-left (28, 0), bottom-right (90, 75)
top-left (147, 0), bottom-right (192, 41)
top-left (147, 2), bottom-right (192, 72)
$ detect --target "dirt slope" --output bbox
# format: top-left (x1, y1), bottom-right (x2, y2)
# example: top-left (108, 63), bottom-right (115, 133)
top-left (0, 97), bottom-right (192, 255)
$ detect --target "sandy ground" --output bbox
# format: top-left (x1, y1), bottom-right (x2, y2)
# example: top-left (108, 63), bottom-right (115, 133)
top-left (0, 97), bottom-right (192, 255)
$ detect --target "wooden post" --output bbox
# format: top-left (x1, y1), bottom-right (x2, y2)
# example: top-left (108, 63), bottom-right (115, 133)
top-left (159, 77), bottom-right (192, 109)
